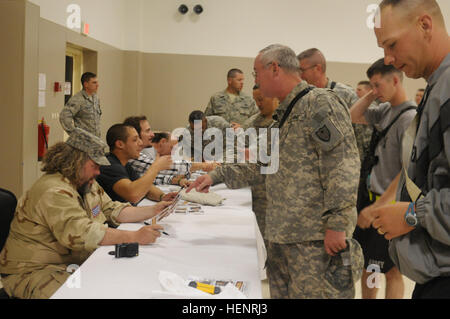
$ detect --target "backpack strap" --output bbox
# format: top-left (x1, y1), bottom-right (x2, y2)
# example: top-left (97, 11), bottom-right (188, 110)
top-left (278, 87), bottom-right (312, 130)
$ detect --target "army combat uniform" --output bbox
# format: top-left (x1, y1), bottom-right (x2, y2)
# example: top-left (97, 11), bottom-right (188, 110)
top-left (209, 82), bottom-right (364, 298)
top-left (60, 89), bottom-right (102, 137)
top-left (241, 113), bottom-right (274, 241)
top-left (185, 115), bottom-right (243, 162)
top-left (326, 80), bottom-right (373, 163)
top-left (204, 90), bottom-right (259, 126)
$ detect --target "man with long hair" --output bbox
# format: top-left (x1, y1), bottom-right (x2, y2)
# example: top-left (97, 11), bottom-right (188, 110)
top-left (0, 129), bottom-right (170, 298)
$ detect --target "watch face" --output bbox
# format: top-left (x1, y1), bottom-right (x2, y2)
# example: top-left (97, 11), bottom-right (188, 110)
top-left (406, 215), bottom-right (418, 227)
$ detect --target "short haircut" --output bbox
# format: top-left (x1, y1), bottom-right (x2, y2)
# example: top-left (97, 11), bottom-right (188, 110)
top-left (227, 68), bottom-right (243, 79)
top-left (189, 110), bottom-right (205, 123)
top-left (367, 58), bottom-right (403, 81)
top-left (379, 0), bottom-right (445, 26)
top-left (106, 124), bottom-right (132, 151)
top-left (151, 132), bottom-right (170, 144)
top-left (259, 44), bottom-right (300, 74)
top-left (253, 84), bottom-right (260, 90)
top-left (81, 72), bottom-right (97, 86)
top-left (417, 88), bottom-right (425, 92)
top-left (297, 48), bottom-right (327, 72)
top-left (358, 80), bottom-right (372, 87)
top-left (123, 115), bottom-right (147, 137)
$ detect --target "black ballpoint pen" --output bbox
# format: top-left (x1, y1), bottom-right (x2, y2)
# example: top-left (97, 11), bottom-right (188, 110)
top-left (144, 221), bottom-right (169, 236)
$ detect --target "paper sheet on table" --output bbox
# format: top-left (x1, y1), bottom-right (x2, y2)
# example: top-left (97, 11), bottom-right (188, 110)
top-left (152, 271), bottom-right (247, 299)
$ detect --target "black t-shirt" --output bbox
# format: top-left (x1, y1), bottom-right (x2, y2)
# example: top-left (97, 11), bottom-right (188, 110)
top-left (96, 153), bottom-right (140, 203)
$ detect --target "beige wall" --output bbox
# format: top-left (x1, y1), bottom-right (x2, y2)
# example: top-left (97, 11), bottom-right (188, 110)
top-left (0, 0), bottom-right (39, 197)
top-left (38, 19), bottom-right (125, 146)
top-left (0, 3), bottom-right (125, 197)
top-left (135, 53), bottom-right (256, 132)
top-left (1, 1), bottom-right (427, 198)
top-left (126, 52), bottom-right (426, 133)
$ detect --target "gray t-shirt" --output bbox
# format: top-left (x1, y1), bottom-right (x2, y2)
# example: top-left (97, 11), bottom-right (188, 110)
top-left (364, 101), bottom-right (417, 194)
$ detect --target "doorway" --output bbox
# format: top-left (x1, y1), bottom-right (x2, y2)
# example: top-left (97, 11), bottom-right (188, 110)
top-left (64, 44), bottom-right (84, 141)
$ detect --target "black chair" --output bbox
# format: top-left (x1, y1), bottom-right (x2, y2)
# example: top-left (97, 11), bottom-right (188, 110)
top-left (0, 188), bottom-right (17, 299)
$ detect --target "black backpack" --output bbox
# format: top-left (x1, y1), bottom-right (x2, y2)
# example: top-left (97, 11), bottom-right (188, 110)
top-left (357, 106), bottom-right (416, 211)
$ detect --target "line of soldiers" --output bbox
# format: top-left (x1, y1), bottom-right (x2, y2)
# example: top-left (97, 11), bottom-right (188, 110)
top-left (1, 0), bottom-right (449, 300)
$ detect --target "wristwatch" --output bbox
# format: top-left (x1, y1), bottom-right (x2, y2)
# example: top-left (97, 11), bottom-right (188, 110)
top-left (404, 202), bottom-right (418, 227)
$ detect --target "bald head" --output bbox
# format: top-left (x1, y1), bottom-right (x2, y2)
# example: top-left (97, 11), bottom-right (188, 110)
top-left (297, 48), bottom-right (327, 73)
top-left (296, 48), bottom-right (328, 87)
top-left (379, 0), bottom-right (446, 27)
top-left (375, 0), bottom-right (449, 80)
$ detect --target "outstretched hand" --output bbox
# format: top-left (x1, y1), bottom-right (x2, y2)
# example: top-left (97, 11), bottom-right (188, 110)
top-left (185, 175), bottom-right (213, 193)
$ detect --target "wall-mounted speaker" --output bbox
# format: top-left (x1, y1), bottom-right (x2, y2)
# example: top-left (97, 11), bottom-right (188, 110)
top-left (178, 4), bottom-right (189, 14)
top-left (193, 5), bottom-right (203, 15)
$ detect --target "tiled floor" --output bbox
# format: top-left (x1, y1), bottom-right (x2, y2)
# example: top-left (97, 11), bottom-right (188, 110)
top-left (261, 275), bottom-right (416, 299)
top-left (1, 274), bottom-right (414, 299)
top-left (354, 274), bottom-right (415, 299)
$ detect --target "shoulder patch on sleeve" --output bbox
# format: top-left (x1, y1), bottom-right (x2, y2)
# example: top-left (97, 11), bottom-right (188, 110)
top-left (311, 117), bottom-right (344, 152)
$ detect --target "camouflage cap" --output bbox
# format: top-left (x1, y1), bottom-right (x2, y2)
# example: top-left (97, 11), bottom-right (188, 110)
top-left (66, 128), bottom-right (110, 166)
top-left (324, 238), bottom-right (364, 292)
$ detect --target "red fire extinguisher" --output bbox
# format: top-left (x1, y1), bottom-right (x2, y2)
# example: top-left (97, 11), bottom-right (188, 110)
top-left (38, 117), bottom-right (50, 161)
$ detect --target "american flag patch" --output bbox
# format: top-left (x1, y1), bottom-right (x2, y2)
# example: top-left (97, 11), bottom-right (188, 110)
top-left (91, 204), bottom-right (101, 217)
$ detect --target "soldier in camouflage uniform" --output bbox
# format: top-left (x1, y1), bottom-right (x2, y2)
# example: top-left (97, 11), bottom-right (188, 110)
top-left (356, 81), bottom-right (373, 99)
top-left (0, 129), bottom-right (168, 299)
top-left (188, 45), bottom-right (364, 299)
top-left (185, 110), bottom-right (244, 162)
top-left (60, 72), bottom-right (102, 137)
top-left (241, 85), bottom-right (278, 241)
top-left (204, 68), bottom-right (259, 128)
top-left (297, 48), bottom-right (373, 163)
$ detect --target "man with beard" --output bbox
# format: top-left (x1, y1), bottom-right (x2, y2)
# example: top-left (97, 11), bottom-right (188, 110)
top-left (0, 129), bottom-right (170, 299)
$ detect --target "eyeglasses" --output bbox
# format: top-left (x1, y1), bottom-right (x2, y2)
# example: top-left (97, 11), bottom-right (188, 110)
top-left (299, 64), bottom-right (317, 74)
top-left (252, 62), bottom-right (278, 78)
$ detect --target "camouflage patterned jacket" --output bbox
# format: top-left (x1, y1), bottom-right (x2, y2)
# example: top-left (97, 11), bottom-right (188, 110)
top-left (326, 80), bottom-right (373, 163)
top-left (243, 113), bottom-right (274, 239)
top-left (60, 90), bottom-right (102, 137)
top-left (0, 173), bottom-right (129, 275)
top-left (210, 81), bottom-right (360, 243)
top-left (204, 89), bottom-right (259, 125)
top-left (186, 115), bottom-right (236, 162)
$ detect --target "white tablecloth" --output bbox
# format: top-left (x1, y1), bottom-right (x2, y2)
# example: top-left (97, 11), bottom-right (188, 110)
top-left (51, 184), bottom-right (263, 299)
